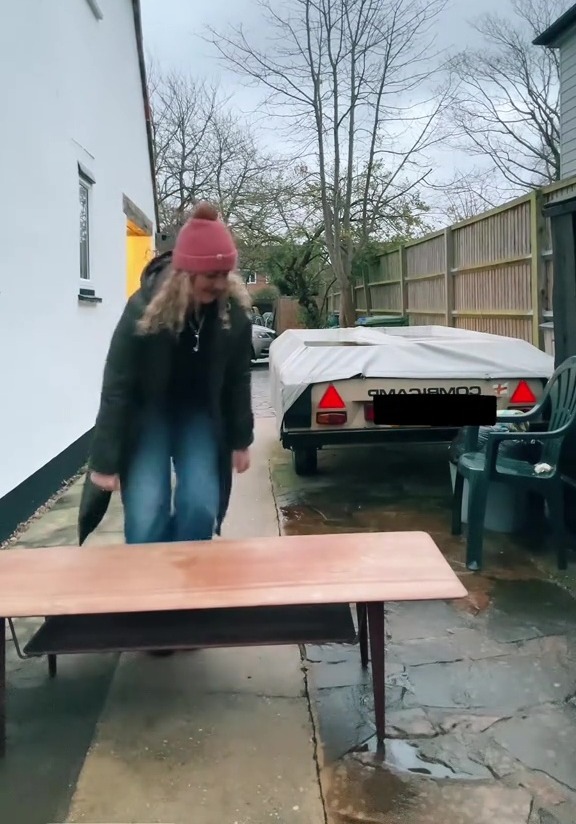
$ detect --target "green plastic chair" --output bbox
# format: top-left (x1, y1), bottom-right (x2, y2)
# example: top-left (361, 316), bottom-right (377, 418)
top-left (451, 355), bottom-right (576, 572)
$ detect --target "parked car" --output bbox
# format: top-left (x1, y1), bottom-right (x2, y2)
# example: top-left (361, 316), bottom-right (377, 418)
top-left (251, 309), bottom-right (265, 326)
top-left (252, 324), bottom-right (276, 361)
top-left (269, 325), bottom-right (555, 476)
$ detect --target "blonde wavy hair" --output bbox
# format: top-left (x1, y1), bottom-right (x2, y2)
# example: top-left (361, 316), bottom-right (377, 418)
top-left (136, 265), bottom-right (251, 336)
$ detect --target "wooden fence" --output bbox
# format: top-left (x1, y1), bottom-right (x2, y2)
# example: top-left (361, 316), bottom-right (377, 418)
top-left (328, 176), bottom-right (576, 347)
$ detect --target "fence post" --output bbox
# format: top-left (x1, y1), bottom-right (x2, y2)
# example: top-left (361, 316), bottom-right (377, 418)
top-left (444, 226), bottom-right (454, 327)
top-left (530, 188), bottom-right (545, 348)
top-left (399, 245), bottom-right (407, 318)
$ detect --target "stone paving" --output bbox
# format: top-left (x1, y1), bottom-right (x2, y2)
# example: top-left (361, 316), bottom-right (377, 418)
top-left (270, 434), bottom-right (576, 824)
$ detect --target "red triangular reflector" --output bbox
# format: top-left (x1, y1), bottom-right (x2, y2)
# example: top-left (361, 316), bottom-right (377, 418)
top-left (318, 384), bottom-right (346, 409)
top-left (510, 380), bottom-right (536, 404)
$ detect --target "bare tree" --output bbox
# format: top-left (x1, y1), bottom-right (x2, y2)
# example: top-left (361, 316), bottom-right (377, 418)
top-left (448, 0), bottom-right (567, 192)
top-left (206, 0), bottom-right (448, 326)
top-left (148, 66), bottom-right (278, 237)
top-left (427, 168), bottom-right (501, 224)
top-left (149, 68), bottom-right (219, 231)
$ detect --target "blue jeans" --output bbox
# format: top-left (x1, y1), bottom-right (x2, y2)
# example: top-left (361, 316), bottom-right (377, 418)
top-left (121, 408), bottom-right (220, 544)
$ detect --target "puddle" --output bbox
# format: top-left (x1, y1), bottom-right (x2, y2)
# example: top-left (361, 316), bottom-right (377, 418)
top-left (352, 739), bottom-right (485, 780)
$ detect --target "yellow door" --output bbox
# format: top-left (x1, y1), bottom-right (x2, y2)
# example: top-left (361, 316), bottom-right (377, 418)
top-left (126, 219), bottom-right (153, 297)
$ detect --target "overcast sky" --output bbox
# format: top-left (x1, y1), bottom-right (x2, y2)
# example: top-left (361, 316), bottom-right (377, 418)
top-left (139, 0), bottom-right (543, 215)
top-left (140, 0), bottom-right (505, 116)
top-left (140, 0), bottom-right (507, 73)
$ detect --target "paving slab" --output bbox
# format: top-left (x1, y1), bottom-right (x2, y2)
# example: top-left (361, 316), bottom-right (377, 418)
top-left (324, 755), bottom-right (533, 824)
top-left (68, 652), bottom-right (320, 824)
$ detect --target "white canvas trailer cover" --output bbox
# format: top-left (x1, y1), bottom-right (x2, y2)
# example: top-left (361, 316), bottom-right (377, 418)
top-left (269, 326), bottom-right (555, 429)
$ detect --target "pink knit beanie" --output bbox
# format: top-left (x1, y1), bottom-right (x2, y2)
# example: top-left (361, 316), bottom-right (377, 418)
top-left (172, 202), bottom-right (238, 273)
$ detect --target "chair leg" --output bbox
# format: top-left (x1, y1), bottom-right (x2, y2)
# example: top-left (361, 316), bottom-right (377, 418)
top-left (465, 477), bottom-right (489, 572)
top-left (451, 471), bottom-right (465, 536)
top-left (546, 485), bottom-right (568, 571)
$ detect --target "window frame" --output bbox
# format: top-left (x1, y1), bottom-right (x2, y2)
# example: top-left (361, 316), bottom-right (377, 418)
top-left (78, 164), bottom-right (95, 288)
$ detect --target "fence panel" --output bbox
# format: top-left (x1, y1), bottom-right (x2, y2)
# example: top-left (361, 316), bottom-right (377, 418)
top-left (354, 285), bottom-right (367, 312)
top-left (324, 177), bottom-right (576, 344)
top-left (451, 198), bottom-right (533, 341)
top-left (362, 248), bottom-right (404, 314)
top-left (404, 233), bottom-right (446, 324)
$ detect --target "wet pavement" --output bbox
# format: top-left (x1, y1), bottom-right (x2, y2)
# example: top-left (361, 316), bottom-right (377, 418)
top-left (251, 360), bottom-right (274, 418)
top-left (268, 383), bottom-right (576, 824)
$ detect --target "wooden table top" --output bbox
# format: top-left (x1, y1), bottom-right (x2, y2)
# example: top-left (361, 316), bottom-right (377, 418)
top-left (0, 531), bottom-right (467, 618)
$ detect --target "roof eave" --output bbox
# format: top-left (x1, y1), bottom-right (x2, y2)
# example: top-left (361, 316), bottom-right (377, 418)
top-left (533, 4), bottom-right (576, 47)
top-left (131, 0), bottom-right (160, 230)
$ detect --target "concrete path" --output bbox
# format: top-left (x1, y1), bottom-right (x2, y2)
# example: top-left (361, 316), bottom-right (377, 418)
top-left (0, 372), bottom-right (326, 824)
top-left (66, 416), bottom-right (325, 824)
top-left (1, 477), bottom-right (119, 824)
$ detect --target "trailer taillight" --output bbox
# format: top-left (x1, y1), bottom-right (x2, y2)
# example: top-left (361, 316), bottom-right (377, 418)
top-left (316, 411), bottom-right (347, 426)
top-left (318, 384), bottom-right (345, 409)
top-left (510, 380), bottom-right (536, 406)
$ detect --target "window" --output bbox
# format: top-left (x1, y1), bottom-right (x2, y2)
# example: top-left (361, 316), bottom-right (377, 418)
top-left (79, 173), bottom-right (92, 281)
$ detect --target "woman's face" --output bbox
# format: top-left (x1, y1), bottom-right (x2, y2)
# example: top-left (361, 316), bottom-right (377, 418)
top-left (190, 270), bottom-right (230, 304)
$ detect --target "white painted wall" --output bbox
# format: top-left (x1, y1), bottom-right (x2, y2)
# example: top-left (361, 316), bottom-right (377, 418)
top-left (0, 0), bottom-right (156, 498)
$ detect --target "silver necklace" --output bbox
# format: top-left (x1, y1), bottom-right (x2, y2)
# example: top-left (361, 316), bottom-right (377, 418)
top-left (187, 311), bottom-right (205, 353)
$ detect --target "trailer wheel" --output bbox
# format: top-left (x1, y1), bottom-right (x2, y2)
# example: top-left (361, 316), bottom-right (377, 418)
top-left (293, 447), bottom-right (318, 476)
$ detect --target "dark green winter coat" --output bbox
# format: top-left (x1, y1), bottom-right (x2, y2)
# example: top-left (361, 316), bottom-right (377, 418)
top-left (77, 252), bottom-right (254, 544)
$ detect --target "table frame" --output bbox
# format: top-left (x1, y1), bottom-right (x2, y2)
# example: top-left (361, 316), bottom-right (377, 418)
top-left (0, 601), bottom-right (384, 758)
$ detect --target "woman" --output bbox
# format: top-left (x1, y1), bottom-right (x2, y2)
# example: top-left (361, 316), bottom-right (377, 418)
top-left (84, 201), bottom-right (254, 545)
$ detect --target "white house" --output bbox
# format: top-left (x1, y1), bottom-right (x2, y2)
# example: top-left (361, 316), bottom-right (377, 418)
top-left (534, 6), bottom-right (576, 367)
top-left (0, 0), bottom-right (158, 541)
top-left (534, 4), bottom-right (576, 179)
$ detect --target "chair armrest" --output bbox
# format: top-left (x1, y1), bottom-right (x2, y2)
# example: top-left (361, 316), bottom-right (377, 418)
top-left (486, 428), bottom-right (570, 444)
top-left (483, 426), bottom-right (570, 473)
top-left (496, 408), bottom-right (543, 425)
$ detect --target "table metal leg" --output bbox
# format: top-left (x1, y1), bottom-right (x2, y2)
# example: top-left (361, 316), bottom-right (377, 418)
top-left (367, 602), bottom-right (385, 746)
top-left (0, 618), bottom-right (5, 758)
top-left (48, 654), bottom-right (57, 678)
top-left (356, 603), bottom-right (369, 669)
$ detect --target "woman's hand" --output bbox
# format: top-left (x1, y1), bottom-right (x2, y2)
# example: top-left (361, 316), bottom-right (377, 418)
top-left (232, 449), bottom-right (251, 474)
top-left (90, 471), bottom-right (120, 492)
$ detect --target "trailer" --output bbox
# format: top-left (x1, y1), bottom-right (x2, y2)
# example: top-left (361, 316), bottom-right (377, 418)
top-left (269, 326), bottom-right (555, 475)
